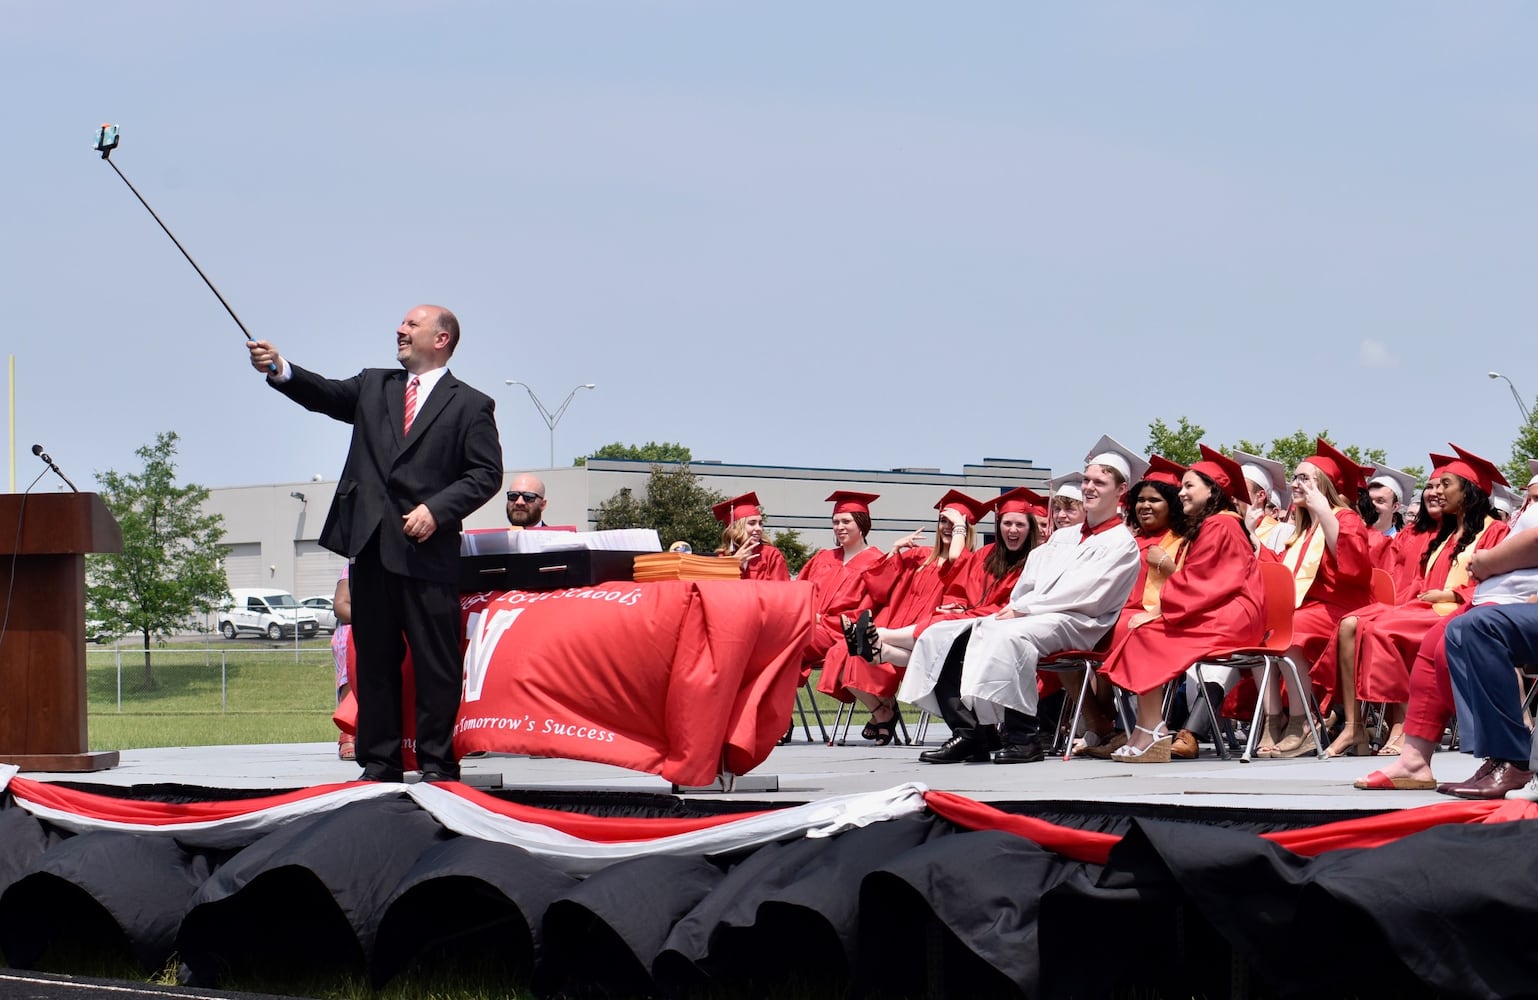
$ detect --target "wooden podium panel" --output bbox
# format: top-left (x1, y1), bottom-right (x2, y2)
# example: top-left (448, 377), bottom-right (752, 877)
top-left (0, 493), bottom-right (123, 771)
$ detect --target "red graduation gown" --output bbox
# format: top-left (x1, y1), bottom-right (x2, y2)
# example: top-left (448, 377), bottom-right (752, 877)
top-left (1386, 525), bottom-right (1436, 606)
top-left (1349, 517), bottom-right (1510, 703)
top-left (742, 543), bottom-right (790, 582)
top-left (797, 544), bottom-right (884, 674)
top-left (818, 546), bottom-right (975, 701)
top-left (1101, 515), bottom-right (1264, 694)
top-left (1366, 529), bottom-right (1393, 573)
top-left (912, 542), bottom-right (1023, 635)
top-left (1260, 508), bottom-right (1375, 695)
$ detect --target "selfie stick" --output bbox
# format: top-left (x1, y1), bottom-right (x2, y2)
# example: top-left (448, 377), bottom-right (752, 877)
top-left (92, 124), bottom-right (273, 370)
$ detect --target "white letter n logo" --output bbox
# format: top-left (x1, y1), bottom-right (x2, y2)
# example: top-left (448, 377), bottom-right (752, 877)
top-left (462, 608), bottom-right (524, 703)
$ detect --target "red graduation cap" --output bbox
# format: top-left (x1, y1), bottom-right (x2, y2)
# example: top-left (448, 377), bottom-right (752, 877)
top-left (711, 491), bottom-right (762, 526)
top-left (994, 486), bottom-right (1048, 519)
top-left (933, 489), bottom-right (990, 524)
top-left (1142, 454), bottom-right (1186, 489)
top-left (1190, 444), bottom-right (1247, 505)
top-left (825, 490), bottom-right (879, 515)
top-left (1307, 438), bottom-right (1369, 503)
top-left (1447, 443), bottom-right (1508, 496)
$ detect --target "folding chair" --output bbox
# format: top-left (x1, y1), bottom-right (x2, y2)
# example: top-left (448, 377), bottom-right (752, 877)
top-left (1039, 644), bottom-right (1124, 761)
top-left (790, 678), bottom-right (828, 743)
top-left (1229, 561), bottom-right (1325, 761)
top-left (828, 699), bottom-right (913, 746)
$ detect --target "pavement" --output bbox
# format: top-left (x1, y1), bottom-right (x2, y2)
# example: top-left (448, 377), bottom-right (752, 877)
top-left (15, 728), bottom-right (1478, 814)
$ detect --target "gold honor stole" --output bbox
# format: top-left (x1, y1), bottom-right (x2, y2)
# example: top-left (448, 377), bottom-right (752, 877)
top-left (1426, 515), bottom-right (1500, 616)
top-left (1142, 530), bottom-right (1183, 613)
top-left (1281, 522), bottom-right (1327, 608)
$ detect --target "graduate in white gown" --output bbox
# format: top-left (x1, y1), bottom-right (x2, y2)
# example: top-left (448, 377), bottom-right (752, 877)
top-left (912, 437), bottom-right (1143, 764)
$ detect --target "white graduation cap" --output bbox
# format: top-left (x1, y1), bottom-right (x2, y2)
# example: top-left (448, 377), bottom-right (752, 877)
top-left (1083, 434), bottom-right (1149, 485)
top-left (1049, 471), bottom-right (1084, 503)
top-left (1231, 449), bottom-right (1286, 500)
top-left (1367, 464), bottom-right (1416, 507)
top-left (1492, 482), bottom-right (1520, 516)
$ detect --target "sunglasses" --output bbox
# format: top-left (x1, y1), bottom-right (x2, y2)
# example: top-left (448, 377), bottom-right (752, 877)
top-left (506, 491), bottom-right (543, 503)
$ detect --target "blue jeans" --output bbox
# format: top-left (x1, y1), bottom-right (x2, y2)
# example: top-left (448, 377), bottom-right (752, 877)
top-left (1444, 603), bottom-right (1538, 765)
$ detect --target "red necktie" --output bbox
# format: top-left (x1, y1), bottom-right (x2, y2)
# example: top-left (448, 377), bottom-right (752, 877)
top-left (403, 376), bottom-right (419, 435)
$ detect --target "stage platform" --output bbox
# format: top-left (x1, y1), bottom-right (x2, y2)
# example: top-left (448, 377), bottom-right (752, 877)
top-left (6, 736), bottom-right (1533, 999)
top-left (16, 732), bottom-right (1475, 813)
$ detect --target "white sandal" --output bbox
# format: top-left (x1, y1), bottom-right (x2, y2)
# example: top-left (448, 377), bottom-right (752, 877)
top-left (1111, 724), bottom-right (1173, 764)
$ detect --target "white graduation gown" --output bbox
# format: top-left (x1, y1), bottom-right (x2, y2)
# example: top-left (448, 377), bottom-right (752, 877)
top-left (900, 520), bottom-right (1139, 720)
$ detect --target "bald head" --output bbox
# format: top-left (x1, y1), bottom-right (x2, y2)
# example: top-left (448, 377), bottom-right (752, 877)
top-left (506, 473), bottom-right (548, 527)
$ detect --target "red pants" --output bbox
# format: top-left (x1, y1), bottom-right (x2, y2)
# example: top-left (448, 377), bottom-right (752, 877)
top-left (1404, 614), bottom-right (1459, 743)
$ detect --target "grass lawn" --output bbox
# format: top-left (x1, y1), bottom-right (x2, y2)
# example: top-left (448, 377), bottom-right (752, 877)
top-left (85, 639), bottom-right (340, 750)
top-left (83, 639), bottom-right (922, 750)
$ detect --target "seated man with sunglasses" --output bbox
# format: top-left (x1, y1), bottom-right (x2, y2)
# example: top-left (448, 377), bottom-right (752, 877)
top-left (505, 474), bottom-right (549, 528)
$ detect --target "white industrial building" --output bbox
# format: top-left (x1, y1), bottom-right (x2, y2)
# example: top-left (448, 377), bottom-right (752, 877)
top-left (201, 456), bottom-right (1053, 596)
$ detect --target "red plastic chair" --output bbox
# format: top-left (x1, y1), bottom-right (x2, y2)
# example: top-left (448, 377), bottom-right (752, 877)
top-left (1182, 561), bottom-right (1321, 762)
top-left (1370, 568), bottom-right (1396, 606)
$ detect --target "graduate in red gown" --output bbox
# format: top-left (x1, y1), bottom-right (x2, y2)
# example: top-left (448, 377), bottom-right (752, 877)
top-left (818, 490), bottom-right (986, 745)
top-left (1360, 464), bottom-right (1414, 574)
top-left (1323, 446), bottom-right (1510, 757)
top-left (797, 491), bottom-right (884, 679)
top-left (923, 487), bottom-right (1044, 630)
top-left (712, 491), bottom-right (790, 582)
top-left (1251, 439), bottom-right (1374, 758)
top-left (1100, 447), bottom-right (1264, 762)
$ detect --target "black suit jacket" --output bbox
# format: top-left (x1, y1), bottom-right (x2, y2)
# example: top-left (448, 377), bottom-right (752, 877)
top-left (274, 364), bottom-right (503, 584)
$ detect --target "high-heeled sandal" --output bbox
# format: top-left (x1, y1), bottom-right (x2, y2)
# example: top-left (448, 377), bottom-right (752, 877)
top-left (1111, 724), bottom-right (1172, 763)
top-left (1269, 715), bottom-right (1318, 758)
top-left (1376, 723), bottom-right (1406, 757)
top-left (860, 620), bottom-right (884, 663)
top-left (1254, 713), bottom-right (1287, 757)
top-left (867, 701), bottom-right (899, 747)
top-left (840, 614), bottom-right (861, 656)
top-left (1323, 724), bottom-right (1372, 758)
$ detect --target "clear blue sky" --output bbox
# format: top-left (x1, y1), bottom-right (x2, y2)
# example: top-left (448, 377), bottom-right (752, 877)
top-left (5, 1), bottom-right (1535, 492)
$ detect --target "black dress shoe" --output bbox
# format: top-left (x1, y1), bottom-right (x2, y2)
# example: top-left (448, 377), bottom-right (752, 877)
top-left (992, 740), bottom-right (1045, 764)
top-left (419, 768), bottom-right (461, 784)
top-left (359, 766), bottom-right (404, 783)
top-left (919, 733), bottom-right (991, 764)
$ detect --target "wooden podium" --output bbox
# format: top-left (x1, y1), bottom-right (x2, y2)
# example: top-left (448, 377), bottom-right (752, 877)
top-left (0, 493), bottom-right (123, 772)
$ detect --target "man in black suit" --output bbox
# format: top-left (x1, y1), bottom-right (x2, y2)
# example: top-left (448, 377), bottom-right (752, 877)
top-left (247, 305), bottom-right (503, 782)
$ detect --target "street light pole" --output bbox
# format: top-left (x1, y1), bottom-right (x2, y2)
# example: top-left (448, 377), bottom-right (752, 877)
top-left (1487, 371), bottom-right (1533, 424)
top-left (504, 380), bottom-right (597, 468)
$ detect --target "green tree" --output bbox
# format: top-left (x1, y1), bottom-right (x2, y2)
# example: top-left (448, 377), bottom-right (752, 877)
top-left (595, 463), bottom-right (726, 555)
top-left (1145, 416), bottom-right (1205, 466)
top-left (1503, 403), bottom-right (1538, 488)
top-left (771, 528), bottom-right (813, 576)
top-left (87, 432), bottom-right (229, 689)
top-left (577, 441), bottom-right (693, 467)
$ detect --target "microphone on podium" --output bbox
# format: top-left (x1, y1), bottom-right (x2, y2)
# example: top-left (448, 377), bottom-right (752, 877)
top-left (32, 444), bottom-right (81, 493)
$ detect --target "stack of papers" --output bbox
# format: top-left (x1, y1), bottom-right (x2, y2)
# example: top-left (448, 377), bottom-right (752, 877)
top-left (632, 552), bottom-right (743, 581)
top-left (462, 527), bottom-right (662, 557)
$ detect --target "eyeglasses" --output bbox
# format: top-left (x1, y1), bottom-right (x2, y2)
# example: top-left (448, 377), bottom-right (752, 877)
top-left (506, 491), bottom-right (543, 503)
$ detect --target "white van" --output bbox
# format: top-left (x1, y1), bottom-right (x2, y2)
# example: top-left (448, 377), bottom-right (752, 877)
top-left (219, 589), bottom-right (322, 640)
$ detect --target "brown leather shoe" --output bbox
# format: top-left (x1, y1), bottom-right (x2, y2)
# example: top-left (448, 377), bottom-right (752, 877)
top-left (1170, 729), bottom-right (1199, 760)
top-left (1450, 760), bottom-right (1534, 800)
top-left (1437, 758), bottom-right (1495, 796)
